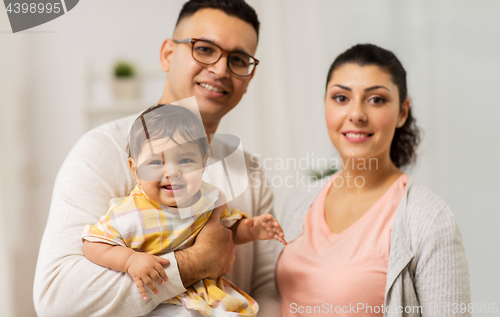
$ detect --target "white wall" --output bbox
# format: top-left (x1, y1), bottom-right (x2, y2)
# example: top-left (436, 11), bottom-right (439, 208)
top-left (1, 1), bottom-right (499, 316)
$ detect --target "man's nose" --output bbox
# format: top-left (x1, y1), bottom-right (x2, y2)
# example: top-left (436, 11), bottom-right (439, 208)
top-left (207, 54), bottom-right (230, 77)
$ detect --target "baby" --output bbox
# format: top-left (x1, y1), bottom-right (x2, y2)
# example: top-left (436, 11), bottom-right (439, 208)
top-left (82, 104), bottom-right (286, 317)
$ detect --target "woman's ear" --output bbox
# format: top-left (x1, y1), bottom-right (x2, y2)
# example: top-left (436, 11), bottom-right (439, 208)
top-left (128, 157), bottom-right (141, 185)
top-left (159, 38), bottom-right (175, 72)
top-left (398, 98), bottom-right (410, 126)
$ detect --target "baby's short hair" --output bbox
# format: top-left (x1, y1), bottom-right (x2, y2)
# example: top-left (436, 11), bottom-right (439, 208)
top-left (127, 104), bottom-right (209, 161)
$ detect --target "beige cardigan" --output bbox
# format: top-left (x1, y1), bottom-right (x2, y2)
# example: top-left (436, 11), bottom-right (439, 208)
top-left (278, 175), bottom-right (471, 317)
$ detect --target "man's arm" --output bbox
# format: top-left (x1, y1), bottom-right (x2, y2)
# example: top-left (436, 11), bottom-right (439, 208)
top-left (247, 159), bottom-right (282, 317)
top-left (175, 202), bottom-right (237, 286)
top-left (33, 124), bottom-right (238, 316)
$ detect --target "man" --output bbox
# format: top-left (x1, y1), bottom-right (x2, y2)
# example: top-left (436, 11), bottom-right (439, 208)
top-left (33, 1), bottom-right (281, 316)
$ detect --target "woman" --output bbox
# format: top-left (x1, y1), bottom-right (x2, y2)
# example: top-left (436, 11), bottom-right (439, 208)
top-left (276, 44), bottom-right (470, 317)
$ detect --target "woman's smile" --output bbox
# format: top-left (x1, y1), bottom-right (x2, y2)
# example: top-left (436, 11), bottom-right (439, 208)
top-left (342, 130), bottom-right (374, 143)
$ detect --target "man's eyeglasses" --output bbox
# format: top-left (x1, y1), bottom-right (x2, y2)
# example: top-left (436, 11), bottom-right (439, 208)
top-left (173, 38), bottom-right (259, 77)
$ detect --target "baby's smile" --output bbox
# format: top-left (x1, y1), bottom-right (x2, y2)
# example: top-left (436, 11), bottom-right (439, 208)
top-left (161, 184), bottom-right (186, 194)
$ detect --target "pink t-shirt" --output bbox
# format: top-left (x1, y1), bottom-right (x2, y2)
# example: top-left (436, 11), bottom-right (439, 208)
top-left (277, 173), bottom-right (408, 317)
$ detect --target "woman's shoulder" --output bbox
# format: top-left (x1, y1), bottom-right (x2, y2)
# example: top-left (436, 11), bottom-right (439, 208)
top-left (407, 178), bottom-right (447, 210)
top-left (404, 177), bottom-right (462, 250)
top-left (406, 178), bottom-right (453, 222)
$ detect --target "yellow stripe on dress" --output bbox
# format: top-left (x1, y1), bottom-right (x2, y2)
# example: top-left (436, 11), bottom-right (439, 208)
top-left (165, 277), bottom-right (259, 317)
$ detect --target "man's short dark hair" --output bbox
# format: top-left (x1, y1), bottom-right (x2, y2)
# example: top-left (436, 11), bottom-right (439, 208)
top-left (176, 0), bottom-right (260, 38)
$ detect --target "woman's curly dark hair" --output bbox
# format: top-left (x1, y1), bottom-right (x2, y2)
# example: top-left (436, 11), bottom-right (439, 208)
top-left (325, 44), bottom-right (421, 168)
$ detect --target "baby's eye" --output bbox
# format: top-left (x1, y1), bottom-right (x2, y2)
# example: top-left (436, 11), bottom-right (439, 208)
top-left (179, 158), bottom-right (194, 164)
top-left (148, 160), bottom-right (163, 166)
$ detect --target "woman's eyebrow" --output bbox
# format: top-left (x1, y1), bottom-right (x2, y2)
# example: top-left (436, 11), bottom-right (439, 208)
top-left (329, 84), bottom-right (391, 92)
top-left (365, 85), bottom-right (391, 92)
top-left (332, 84), bottom-right (351, 91)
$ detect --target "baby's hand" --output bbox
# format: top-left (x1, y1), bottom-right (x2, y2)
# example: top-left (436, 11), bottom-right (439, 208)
top-left (243, 214), bottom-right (287, 245)
top-left (125, 252), bottom-right (170, 300)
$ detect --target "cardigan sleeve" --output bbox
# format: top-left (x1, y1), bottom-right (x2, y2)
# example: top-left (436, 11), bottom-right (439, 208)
top-left (414, 205), bottom-right (471, 317)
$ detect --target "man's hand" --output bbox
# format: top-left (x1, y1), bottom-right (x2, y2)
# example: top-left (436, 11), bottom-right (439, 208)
top-left (243, 213), bottom-right (287, 245)
top-left (125, 252), bottom-right (170, 300)
top-left (197, 203), bottom-right (237, 278)
top-left (175, 203), bottom-right (236, 287)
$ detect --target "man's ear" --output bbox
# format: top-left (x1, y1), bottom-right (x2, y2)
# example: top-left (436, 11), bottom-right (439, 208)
top-left (160, 38), bottom-right (175, 72)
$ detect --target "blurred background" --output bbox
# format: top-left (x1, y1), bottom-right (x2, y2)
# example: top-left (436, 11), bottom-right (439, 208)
top-left (1, 0), bottom-right (499, 316)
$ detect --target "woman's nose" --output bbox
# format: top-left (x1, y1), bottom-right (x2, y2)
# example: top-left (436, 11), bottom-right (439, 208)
top-left (347, 100), bottom-right (368, 123)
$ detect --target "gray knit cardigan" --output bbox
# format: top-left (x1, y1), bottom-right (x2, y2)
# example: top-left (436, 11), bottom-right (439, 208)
top-left (277, 175), bottom-right (471, 317)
